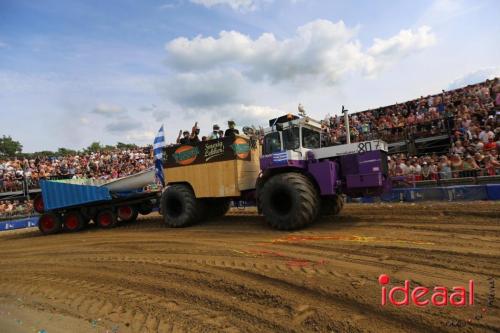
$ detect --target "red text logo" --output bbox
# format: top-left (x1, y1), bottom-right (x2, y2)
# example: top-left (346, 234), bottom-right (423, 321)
top-left (379, 274), bottom-right (474, 307)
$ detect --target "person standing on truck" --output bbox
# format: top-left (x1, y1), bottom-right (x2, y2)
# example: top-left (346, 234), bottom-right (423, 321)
top-left (190, 122), bottom-right (201, 144)
top-left (224, 120), bottom-right (239, 138)
top-left (177, 130), bottom-right (191, 144)
top-left (209, 124), bottom-right (221, 140)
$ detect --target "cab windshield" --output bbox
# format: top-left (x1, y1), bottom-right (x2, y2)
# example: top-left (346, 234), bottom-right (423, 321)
top-left (263, 131), bottom-right (282, 155)
top-left (302, 127), bottom-right (321, 149)
top-left (283, 126), bottom-right (300, 150)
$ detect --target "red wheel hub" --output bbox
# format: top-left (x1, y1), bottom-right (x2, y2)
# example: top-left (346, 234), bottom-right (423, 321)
top-left (40, 215), bottom-right (55, 230)
top-left (99, 213), bottom-right (112, 226)
top-left (34, 196), bottom-right (44, 213)
top-left (118, 206), bottom-right (132, 220)
top-left (65, 214), bottom-right (79, 230)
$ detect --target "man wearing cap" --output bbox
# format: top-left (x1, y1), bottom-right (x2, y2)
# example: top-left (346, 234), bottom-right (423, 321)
top-left (225, 120), bottom-right (239, 138)
top-left (177, 130), bottom-right (191, 144)
top-left (209, 124), bottom-right (221, 140)
top-left (190, 122), bottom-right (201, 144)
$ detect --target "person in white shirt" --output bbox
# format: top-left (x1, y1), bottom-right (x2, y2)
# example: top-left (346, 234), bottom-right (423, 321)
top-left (479, 126), bottom-right (494, 143)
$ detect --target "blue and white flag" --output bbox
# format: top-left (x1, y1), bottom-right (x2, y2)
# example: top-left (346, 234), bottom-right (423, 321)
top-left (153, 125), bottom-right (165, 186)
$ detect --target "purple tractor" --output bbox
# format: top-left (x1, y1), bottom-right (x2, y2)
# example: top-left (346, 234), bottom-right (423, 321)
top-left (159, 112), bottom-right (389, 230)
top-left (256, 114), bottom-right (390, 230)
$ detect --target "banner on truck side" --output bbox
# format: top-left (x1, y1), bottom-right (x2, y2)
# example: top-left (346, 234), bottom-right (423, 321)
top-left (163, 136), bottom-right (254, 168)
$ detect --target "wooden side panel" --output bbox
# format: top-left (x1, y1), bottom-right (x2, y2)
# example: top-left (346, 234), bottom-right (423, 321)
top-left (164, 160), bottom-right (239, 198)
top-left (236, 144), bottom-right (261, 191)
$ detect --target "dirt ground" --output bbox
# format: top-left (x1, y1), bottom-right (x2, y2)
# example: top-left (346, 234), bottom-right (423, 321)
top-left (0, 202), bottom-right (499, 333)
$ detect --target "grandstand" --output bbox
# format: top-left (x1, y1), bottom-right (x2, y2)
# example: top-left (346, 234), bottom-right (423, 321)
top-left (321, 78), bottom-right (500, 187)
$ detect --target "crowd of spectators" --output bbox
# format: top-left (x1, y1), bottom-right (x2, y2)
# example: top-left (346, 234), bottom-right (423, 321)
top-left (387, 152), bottom-right (500, 181)
top-left (320, 78), bottom-right (499, 145)
top-left (320, 78), bottom-right (500, 179)
top-left (0, 147), bottom-right (153, 193)
top-left (0, 199), bottom-right (33, 220)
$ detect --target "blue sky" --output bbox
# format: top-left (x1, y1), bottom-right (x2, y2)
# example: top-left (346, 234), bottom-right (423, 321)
top-left (1, 0), bottom-right (499, 152)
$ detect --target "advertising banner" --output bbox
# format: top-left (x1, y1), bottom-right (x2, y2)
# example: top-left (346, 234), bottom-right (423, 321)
top-left (163, 136), bottom-right (254, 168)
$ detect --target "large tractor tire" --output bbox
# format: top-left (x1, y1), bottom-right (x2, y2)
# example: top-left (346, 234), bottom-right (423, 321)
top-left (38, 213), bottom-right (62, 235)
top-left (161, 184), bottom-right (201, 227)
top-left (259, 173), bottom-right (319, 230)
top-left (117, 205), bottom-right (139, 223)
top-left (96, 209), bottom-right (117, 229)
top-left (63, 210), bottom-right (86, 232)
top-left (320, 194), bottom-right (344, 216)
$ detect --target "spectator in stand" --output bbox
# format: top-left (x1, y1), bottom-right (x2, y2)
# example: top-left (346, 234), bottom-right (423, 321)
top-left (452, 141), bottom-right (466, 155)
top-left (484, 137), bottom-right (497, 152)
top-left (450, 154), bottom-right (464, 178)
top-left (479, 126), bottom-right (494, 143)
top-left (438, 156), bottom-right (452, 179)
top-left (463, 155), bottom-right (480, 177)
top-left (484, 154), bottom-right (500, 176)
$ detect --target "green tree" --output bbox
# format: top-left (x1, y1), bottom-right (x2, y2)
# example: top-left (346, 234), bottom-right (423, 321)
top-left (57, 147), bottom-right (77, 156)
top-left (0, 135), bottom-right (23, 157)
top-left (86, 142), bottom-right (102, 153)
top-left (116, 142), bottom-right (138, 150)
top-left (34, 150), bottom-right (56, 157)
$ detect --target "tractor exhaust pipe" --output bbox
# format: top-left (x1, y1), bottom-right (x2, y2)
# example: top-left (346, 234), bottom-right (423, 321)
top-left (342, 105), bottom-right (350, 144)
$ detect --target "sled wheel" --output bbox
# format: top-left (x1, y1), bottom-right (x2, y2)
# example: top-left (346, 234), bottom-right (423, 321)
top-left (96, 209), bottom-right (117, 228)
top-left (63, 211), bottom-right (85, 232)
top-left (38, 213), bottom-right (62, 235)
top-left (117, 205), bottom-right (138, 222)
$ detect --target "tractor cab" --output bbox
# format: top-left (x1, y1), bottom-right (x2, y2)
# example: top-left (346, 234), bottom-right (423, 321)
top-left (262, 114), bottom-right (323, 156)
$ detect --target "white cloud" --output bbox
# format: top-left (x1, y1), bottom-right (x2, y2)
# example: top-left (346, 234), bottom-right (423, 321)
top-left (166, 20), bottom-right (436, 86)
top-left (190, 0), bottom-right (259, 11)
top-left (105, 118), bottom-right (140, 133)
top-left (368, 25), bottom-right (437, 58)
top-left (139, 105), bottom-right (170, 121)
top-left (93, 103), bottom-right (127, 117)
top-left (366, 26), bottom-right (437, 75)
top-left (447, 67), bottom-right (500, 90)
top-left (125, 130), bottom-right (156, 142)
top-left (234, 104), bottom-right (284, 125)
top-left (162, 69), bottom-right (250, 109)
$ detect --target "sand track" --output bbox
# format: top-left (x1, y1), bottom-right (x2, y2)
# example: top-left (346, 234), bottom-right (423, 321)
top-left (0, 202), bottom-right (499, 332)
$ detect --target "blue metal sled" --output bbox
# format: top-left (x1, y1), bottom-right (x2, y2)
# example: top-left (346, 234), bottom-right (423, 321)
top-left (40, 180), bottom-right (112, 211)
